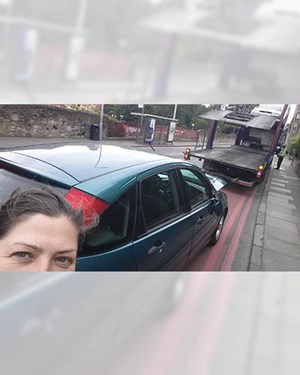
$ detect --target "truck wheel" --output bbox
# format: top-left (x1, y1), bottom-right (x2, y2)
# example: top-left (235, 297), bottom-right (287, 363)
top-left (209, 214), bottom-right (225, 246)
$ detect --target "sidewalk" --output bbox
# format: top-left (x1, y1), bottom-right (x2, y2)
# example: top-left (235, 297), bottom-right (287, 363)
top-left (0, 136), bottom-right (192, 150)
top-left (250, 157), bottom-right (300, 271)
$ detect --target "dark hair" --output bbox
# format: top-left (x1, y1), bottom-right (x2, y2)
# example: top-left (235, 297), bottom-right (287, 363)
top-left (0, 187), bottom-right (85, 248)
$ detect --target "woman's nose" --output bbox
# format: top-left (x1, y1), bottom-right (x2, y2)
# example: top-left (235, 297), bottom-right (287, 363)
top-left (31, 257), bottom-right (53, 272)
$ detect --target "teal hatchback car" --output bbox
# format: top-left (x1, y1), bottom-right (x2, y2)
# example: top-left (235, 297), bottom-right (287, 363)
top-left (0, 143), bottom-right (228, 271)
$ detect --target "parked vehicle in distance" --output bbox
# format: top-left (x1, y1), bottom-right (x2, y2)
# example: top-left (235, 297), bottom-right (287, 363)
top-left (0, 143), bottom-right (228, 271)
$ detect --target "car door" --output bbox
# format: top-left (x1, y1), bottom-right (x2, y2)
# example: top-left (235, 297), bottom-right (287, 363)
top-left (133, 168), bottom-right (193, 271)
top-left (178, 168), bottom-right (219, 255)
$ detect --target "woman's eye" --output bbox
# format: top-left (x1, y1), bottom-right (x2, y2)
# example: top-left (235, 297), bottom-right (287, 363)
top-left (55, 257), bottom-right (73, 268)
top-left (12, 252), bottom-right (32, 260)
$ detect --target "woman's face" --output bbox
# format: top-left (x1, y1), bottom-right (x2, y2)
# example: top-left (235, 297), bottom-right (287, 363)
top-left (0, 214), bottom-right (79, 271)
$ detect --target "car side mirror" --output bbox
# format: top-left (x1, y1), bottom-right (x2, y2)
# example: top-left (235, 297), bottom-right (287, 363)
top-left (212, 194), bottom-right (223, 216)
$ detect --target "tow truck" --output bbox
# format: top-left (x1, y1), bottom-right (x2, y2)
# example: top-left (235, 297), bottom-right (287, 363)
top-left (184, 105), bottom-right (288, 187)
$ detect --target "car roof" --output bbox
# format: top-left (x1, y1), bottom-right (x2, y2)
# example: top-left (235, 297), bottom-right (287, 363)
top-left (0, 143), bottom-right (185, 188)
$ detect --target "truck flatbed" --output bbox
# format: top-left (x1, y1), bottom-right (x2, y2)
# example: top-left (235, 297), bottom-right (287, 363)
top-left (193, 145), bottom-right (268, 172)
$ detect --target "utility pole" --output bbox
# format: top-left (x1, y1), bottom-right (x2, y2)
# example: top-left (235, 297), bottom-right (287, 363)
top-left (173, 104), bottom-right (178, 120)
top-left (136, 104), bottom-right (144, 143)
top-left (99, 104), bottom-right (104, 141)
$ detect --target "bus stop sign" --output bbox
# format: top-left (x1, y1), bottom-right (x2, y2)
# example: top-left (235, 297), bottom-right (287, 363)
top-left (144, 118), bottom-right (156, 143)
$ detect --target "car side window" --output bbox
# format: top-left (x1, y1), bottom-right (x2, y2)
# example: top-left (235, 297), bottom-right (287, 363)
top-left (80, 187), bottom-right (136, 256)
top-left (140, 170), bottom-right (184, 230)
top-left (179, 168), bottom-right (211, 207)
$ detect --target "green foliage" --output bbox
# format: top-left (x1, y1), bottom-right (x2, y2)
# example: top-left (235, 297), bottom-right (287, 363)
top-left (196, 118), bottom-right (211, 130)
top-left (105, 105), bottom-right (139, 121)
top-left (288, 135), bottom-right (300, 157)
top-left (176, 105), bottom-right (209, 129)
top-left (216, 124), bottom-right (237, 134)
top-left (145, 105), bottom-right (174, 120)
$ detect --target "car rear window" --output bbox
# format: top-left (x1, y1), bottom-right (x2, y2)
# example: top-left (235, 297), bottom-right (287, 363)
top-left (0, 169), bottom-right (68, 203)
top-left (81, 186), bottom-right (136, 256)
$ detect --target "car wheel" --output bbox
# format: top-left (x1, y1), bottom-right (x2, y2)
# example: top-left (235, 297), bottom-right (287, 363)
top-left (209, 214), bottom-right (225, 246)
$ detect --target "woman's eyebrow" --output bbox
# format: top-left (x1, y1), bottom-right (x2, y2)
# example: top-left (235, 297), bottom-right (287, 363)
top-left (13, 242), bottom-right (40, 250)
top-left (12, 243), bottom-right (76, 253)
top-left (55, 249), bottom-right (77, 254)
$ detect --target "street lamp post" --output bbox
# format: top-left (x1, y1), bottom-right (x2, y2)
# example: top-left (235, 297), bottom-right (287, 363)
top-left (99, 104), bottom-right (104, 141)
top-left (173, 104), bottom-right (178, 120)
top-left (136, 104), bottom-right (144, 143)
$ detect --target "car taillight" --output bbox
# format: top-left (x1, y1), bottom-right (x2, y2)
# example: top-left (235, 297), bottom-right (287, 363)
top-left (256, 165), bottom-right (264, 178)
top-left (65, 188), bottom-right (108, 225)
top-left (184, 148), bottom-right (191, 160)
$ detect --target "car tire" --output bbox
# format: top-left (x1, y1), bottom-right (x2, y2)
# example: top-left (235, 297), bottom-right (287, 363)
top-left (208, 214), bottom-right (226, 246)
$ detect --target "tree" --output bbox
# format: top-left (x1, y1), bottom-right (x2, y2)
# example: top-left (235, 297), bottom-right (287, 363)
top-left (104, 105), bottom-right (140, 121)
top-left (176, 105), bottom-right (209, 129)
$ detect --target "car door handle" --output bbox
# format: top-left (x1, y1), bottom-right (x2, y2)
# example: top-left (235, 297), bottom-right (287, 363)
top-left (196, 216), bottom-right (204, 225)
top-left (148, 241), bottom-right (166, 256)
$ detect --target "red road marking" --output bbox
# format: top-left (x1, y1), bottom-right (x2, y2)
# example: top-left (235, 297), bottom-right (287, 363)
top-left (202, 189), bottom-right (250, 271)
top-left (186, 184), bottom-right (258, 271)
top-left (221, 186), bottom-right (257, 271)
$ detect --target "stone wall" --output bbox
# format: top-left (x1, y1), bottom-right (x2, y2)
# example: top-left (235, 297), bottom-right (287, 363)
top-left (0, 105), bottom-right (105, 138)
